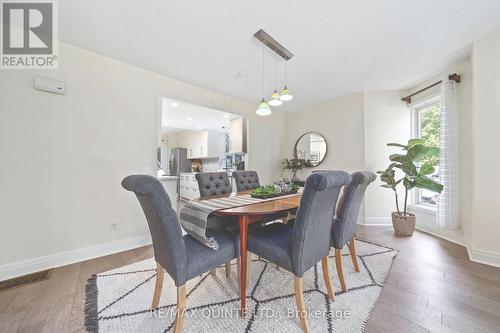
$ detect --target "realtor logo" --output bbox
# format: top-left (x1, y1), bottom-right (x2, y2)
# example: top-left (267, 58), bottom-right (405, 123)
top-left (1, 0), bottom-right (58, 69)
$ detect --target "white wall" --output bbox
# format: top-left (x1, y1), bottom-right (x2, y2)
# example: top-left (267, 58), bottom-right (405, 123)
top-left (363, 91), bottom-right (411, 225)
top-left (396, 34), bottom-right (500, 268)
top-left (471, 28), bottom-right (500, 264)
top-left (2, 31), bottom-right (499, 278)
top-left (0, 42), bottom-right (284, 279)
top-left (284, 38), bottom-right (499, 266)
top-left (283, 93), bottom-right (365, 178)
top-left (284, 91), bottom-right (410, 225)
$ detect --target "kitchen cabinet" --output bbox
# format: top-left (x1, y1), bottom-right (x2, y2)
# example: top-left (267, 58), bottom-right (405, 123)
top-left (158, 176), bottom-right (178, 211)
top-left (179, 173), bottom-right (200, 200)
top-left (229, 117), bottom-right (247, 153)
top-left (178, 129), bottom-right (225, 159)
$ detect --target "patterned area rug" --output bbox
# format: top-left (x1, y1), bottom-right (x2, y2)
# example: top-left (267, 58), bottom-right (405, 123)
top-left (85, 240), bottom-right (397, 332)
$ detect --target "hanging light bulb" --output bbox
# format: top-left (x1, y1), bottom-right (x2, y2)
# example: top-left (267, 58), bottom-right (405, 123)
top-left (269, 53), bottom-right (283, 106)
top-left (269, 90), bottom-right (282, 106)
top-left (256, 46), bottom-right (272, 116)
top-left (280, 86), bottom-right (293, 101)
top-left (256, 98), bottom-right (271, 116)
top-left (280, 61), bottom-right (293, 101)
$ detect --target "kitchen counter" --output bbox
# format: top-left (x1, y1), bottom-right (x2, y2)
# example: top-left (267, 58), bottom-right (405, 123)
top-left (158, 175), bottom-right (178, 181)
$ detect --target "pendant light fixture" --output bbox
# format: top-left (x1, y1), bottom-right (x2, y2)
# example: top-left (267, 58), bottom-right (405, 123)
top-left (256, 47), bottom-right (271, 116)
top-left (280, 61), bottom-right (293, 101)
top-left (253, 29), bottom-right (294, 113)
top-left (268, 53), bottom-right (283, 106)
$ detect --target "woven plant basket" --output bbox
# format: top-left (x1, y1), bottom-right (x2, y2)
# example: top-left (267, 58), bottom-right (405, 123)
top-left (391, 212), bottom-right (416, 236)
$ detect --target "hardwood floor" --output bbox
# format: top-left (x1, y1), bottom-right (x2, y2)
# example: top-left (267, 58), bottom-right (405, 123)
top-left (358, 227), bottom-right (500, 333)
top-left (1, 226), bottom-right (499, 332)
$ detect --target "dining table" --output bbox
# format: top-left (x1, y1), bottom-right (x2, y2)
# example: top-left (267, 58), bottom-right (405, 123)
top-left (194, 190), bottom-right (302, 316)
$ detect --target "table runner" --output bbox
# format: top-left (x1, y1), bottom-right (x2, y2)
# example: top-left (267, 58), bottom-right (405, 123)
top-left (179, 193), bottom-right (299, 250)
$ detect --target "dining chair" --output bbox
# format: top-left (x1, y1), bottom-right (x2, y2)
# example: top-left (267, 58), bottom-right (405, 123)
top-left (329, 171), bottom-right (376, 292)
top-left (195, 171), bottom-right (232, 196)
top-left (196, 170), bottom-right (269, 279)
top-left (247, 171), bottom-right (352, 332)
top-left (231, 170), bottom-right (260, 191)
top-left (122, 175), bottom-right (240, 333)
top-left (232, 170), bottom-right (289, 267)
top-left (194, 171), bottom-right (238, 277)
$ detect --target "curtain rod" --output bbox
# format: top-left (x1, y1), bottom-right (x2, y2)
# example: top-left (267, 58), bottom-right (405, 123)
top-left (402, 73), bottom-right (461, 104)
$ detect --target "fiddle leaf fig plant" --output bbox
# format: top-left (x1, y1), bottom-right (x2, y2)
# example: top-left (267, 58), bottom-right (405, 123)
top-left (377, 139), bottom-right (444, 216)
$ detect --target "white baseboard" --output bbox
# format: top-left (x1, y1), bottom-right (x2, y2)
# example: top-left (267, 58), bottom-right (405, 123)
top-left (0, 234), bottom-right (152, 282)
top-left (415, 223), bottom-right (468, 248)
top-left (468, 247), bottom-right (500, 268)
top-left (359, 217), bottom-right (500, 268)
top-left (414, 224), bottom-right (500, 268)
top-left (358, 217), bottom-right (392, 227)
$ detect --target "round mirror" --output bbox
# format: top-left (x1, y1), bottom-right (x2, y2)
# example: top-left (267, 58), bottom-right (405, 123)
top-left (294, 132), bottom-right (327, 167)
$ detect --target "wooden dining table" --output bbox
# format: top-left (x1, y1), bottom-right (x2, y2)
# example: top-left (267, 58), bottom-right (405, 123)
top-left (195, 190), bottom-right (302, 315)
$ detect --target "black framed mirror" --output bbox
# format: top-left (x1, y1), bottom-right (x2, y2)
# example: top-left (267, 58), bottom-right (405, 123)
top-left (294, 132), bottom-right (327, 167)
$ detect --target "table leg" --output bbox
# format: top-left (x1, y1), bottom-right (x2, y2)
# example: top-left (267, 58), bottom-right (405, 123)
top-left (238, 215), bottom-right (248, 316)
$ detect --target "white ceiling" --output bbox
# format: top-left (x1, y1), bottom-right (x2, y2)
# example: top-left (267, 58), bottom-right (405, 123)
top-left (60, 1), bottom-right (500, 112)
top-left (161, 97), bottom-right (238, 134)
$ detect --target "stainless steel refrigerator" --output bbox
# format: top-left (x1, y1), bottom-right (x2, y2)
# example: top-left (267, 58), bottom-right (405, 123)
top-left (169, 148), bottom-right (191, 198)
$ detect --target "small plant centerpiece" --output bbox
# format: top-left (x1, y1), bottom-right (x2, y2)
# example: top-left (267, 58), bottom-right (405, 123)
top-left (251, 178), bottom-right (299, 199)
top-left (282, 156), bottom-right (313, 182)
top-left (377, 139), bottom-right (444, 236)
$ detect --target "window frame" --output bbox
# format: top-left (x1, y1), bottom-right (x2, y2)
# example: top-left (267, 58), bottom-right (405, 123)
top-left (410, 94), bottom-right (441, 209)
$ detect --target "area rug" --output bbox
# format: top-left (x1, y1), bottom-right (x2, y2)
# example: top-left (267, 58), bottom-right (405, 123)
top-left (85, 240), bottom-right (397, 332)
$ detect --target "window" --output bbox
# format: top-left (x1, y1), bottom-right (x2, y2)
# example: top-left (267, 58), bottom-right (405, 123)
top-left (412, 96), bottom-right (441, 206)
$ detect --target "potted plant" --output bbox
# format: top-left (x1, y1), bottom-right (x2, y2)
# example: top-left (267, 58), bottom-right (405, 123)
top-left (282, 157), bottom-right (312, 181)
top-left (377, 139), bottom-right (444, 236)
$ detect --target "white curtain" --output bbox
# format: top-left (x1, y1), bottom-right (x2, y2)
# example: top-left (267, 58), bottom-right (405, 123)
top-left (437, 75), bottom-right (460, 230)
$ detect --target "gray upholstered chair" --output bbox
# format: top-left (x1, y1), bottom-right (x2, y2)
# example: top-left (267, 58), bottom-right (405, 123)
top-left (330, 171), bottom-right (376, 292)
top-left (195, 171), bottom-right (232, 196)
top-left (121, 175), bottom-right (239, 333)
top-left (194, 171), bottom-right (236, 277)
top-left (232, 170), bottom-right (260, 191)
top-left (232, 170), bottom-right (288, 267)
top-left (247, 171), bottom-right (352, 332)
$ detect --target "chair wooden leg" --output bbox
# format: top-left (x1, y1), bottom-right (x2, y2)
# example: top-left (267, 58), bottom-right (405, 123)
top-left (348, 238), bottom-right (360, 272)
top-left (151, 262), bottom-right (164, 309)
top-left (335, 249), bottom-right (347, 292)
top-left (293, 276), bottom-right (310, 333)
top-left (174, 285), bottom-right (186, 333)
top-left (225, 262), bottom-right (231, 278)
top-left (321, 256), bottom-right (335, 301)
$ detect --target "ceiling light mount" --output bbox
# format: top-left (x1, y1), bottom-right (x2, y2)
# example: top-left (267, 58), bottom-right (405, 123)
top-left (253, 29), bottom-right (294, 60)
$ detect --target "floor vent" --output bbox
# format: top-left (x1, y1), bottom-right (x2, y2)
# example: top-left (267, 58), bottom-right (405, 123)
top-left (0, 269), bottom-right (53, 292)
